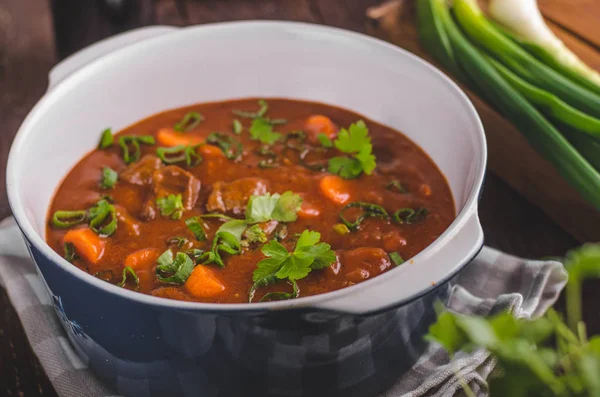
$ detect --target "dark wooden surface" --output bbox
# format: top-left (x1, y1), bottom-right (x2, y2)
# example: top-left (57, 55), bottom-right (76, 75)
top-left (0, 0), bottom-right (594, 396)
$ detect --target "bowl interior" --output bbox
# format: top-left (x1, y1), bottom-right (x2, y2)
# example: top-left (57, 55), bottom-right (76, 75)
top-left (8, 22), bottom-right (485, 301)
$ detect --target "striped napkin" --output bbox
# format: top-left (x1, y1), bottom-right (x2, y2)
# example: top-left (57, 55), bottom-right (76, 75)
top-left (0, 217), bottom-right (567, 397)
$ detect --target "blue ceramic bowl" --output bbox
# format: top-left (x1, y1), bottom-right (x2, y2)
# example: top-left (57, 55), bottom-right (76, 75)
top-left (7, 22), bottom-right (486, 397)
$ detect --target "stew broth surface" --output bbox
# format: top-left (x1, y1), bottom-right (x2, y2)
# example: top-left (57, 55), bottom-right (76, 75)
top-left (46, 98), bottom-right (455, 303)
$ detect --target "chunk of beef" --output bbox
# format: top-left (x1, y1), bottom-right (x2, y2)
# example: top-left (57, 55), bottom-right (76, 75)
top-left (114, 205), bottom-right (141, 236)
top-left (120, 155), bottom-right (162, 186)
top-left (206, 177), bottom-right (269, 215)
top-left (152, 165), bottom-right (201, 211)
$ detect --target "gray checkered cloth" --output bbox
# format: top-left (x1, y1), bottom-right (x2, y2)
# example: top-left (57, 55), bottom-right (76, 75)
top-left (0, 216), bottom-right (567, 397)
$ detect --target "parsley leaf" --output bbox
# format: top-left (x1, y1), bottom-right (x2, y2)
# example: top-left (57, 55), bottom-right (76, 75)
top-left (206, 132), bottom-right (243, 161)
top-left (249, 118), bottom-right (282, 145)
top-left (253, 230), bottom-right (336, 283)
top-left (246, 191), bottom-right (302, 224)
top-left (101, 167), bottom-right (118, 189)
top-left (185, 216), bottom-right (206, 241)
top-left (245, 224), bottom-right (267, 243)
top-left (156, 194), bottom-right (184, 220)
top-left (327, 120), bottom-right (376, 179)
top-left (156, 251), bottom-right (195, 285)
top-left (98, 128), bottom-right (113, 149)
top-left (232, 119), bottom-right (243, 134)
top-left (117, 266), bottom-right (140, 288)
top-left (317, 133), bottom-right (333, 148)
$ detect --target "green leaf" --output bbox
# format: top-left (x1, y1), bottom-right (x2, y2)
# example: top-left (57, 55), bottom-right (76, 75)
top-left (156, 249), bottom-right (174, 267)
top-left (217, 220), bottom-right (247, 242)
top-left (233, 119), bottom-right (243, 134)
top-left (392, 208), bottom-right (429, 225)
top-left (117, 266), bottom-right (139, 288)
top-left (63, 243), bottom-right (76, 263)
top-left (206, 132), bottom-right (243, 161)
top-left (328, 156), bottom-right (363, 179)
top-left (156, 145), bottom-right (202, 167)
top-left (249, 118), bottom-right (282, 144)
top-left (328, 120), bottom-right (376, 178)
top-left (118, 135), bottom-right (155, 164)
top-left (232, 99), bottom-right (269, 119)
top-left (185, 216), bottom-right (206, 241)
top-left (389, 252), bottom-right (404, 266)
top-left (296, 230), bottom-right (321, 248)
top-left (245, 191), bottom-right (302, 223)
top-left (260, 280), bottom-right (299, 302)
top-left (156, 252), bottom-right (195, 285)
top-left (101, 167), bottom-right (118, 189)
top-left (168, 236), bottom-right (190, 249)
top-left (98, 128), bottom-right (113, 149)
top-left (355, 145), bottom-right (376, 174)
top-left (156, 194), bottom-right (184, 220)
top-left (339, 202), bottom-right (389, 231)
top-left (425, 311), bottom-right (469, 356)
top-left (317, 133), bottom-right (333, 148)
top-left (174, 112), bottom-right (204, 132)
top-left (51, 210), bottom-right (87, 229)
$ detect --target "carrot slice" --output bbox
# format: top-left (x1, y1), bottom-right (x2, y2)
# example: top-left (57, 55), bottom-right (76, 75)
top-left (197, 144), bottom-right (224, 159)
top-left (319, 175), bottom-right (351, 205)
top-left (298, 201), bottom-right (321, 218)
top-left (157, 128), bottom-right (203, 147)
top-left (124, 248), bottom-right (161, 271)
top-left (305, 115), bottom-right (338, 138)
top-left (185, 265), bottom-right (225, 299)
top-left (63, 228), bottom-right (105, 264)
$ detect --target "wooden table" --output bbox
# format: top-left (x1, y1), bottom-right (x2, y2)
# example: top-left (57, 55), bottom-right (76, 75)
top-left (0, 0), bottom-right (597, 395)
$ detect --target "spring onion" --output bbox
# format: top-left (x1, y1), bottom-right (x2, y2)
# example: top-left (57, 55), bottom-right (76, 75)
top-left (452, 0), bottom-right (600, 118)
top-left (51, 210), bottom-right (87, 228)
top-left (232, 99), bottom-right (268, 119)
top-left (88, 199), bottom-right (118, 236)
top-left (64, 243), bottom-right (76, 263)
top-left (259, 280), bottom-right (300, 302)
top-left (156, 145), bottom-right (202, 167)
top-left (174, 112), bottom-right (204, 132)
top-left (119, 135), bottom-right (155, 164)
top-left (488, 0), bottom-right (600, 96)
top-left (206, 132), bottom-right (243, 161)
top-left (100, 167), bottom-right (118, 189)
top-left (117, 266), bottom-right (140, 288)
top-left (386, 180), bottom-right (408, 193)
top-left (339, 202), bottom-right (389, 231)
top-left (392, 208), bottom-right (428, 225)
top-left (389, 252), bottom-right (405, 266)
top-left (98, 128), bottom-right (113, 149)
top-left (185, 216), bottom-right (207, 241)
top-left (232, 119), bottom-right (243, 134)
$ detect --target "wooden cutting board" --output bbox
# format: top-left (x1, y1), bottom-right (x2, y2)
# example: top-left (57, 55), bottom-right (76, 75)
top-left (365, 0), bottom-right (600, 243)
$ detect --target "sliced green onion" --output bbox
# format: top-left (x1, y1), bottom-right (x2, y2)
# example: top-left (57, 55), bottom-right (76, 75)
top-left (339, 202), bottom-right (389, 231)
top-left (389, 252), bottom-right (405, 266)
top-left (206, 132), bottom-right (243, 161)
top-left (117, 266), bottom-right (139, 288)
top-left (248, 274), bottom-right (277, 303)
top-left (185, 216), bottom-right (207, 241)
top-left (101, 167), bottom-right (118, 189)
top-left (299, 148), bottom-right (328, 172)
top-left (51, 210), bottom-right (87, 229)
top-left (259, 280), bottom-right (299, 302)
top-left (392, 208), bottom-right (428, 225)
top-left (119, 135), bottom-right (155, 164)
top-left (88, 199), bottom-right (118, 236)
top-left (167, 236), bottom-right (190, 249)
top-left (156, 252), bottom-right (195, 285)
top-left (98, 128), bottom-right (114, 149)
top-left (174, 112), bottom-right (204, 132)
top-left (232, 99), bottom-right (269, 119)
top-left (64, 243), bottom-right (76, 263)
top-left (233, 119), bottom-right (243, 134)
top-left (386, 180), bottom-right (407, 193)
top-left (333, 223), bottom-right (350, 236)
top-left (94, 270), bottom-right (114, 282)
top-left (156, 145), bottom-right (202, 167)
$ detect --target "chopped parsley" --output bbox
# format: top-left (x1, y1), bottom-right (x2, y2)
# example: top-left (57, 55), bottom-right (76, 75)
top-left (206, 132), bottom-right (243, 161)
top-left (100, 167), bottom-right (118, 189)
top-left (168, 236), bottom-right (190, 249)
top-left (156, 194), bottom-right (184, 220)
top-left (328, 120), bottom-right (376, 179)
top-left (249, 118), bottom-right (282, 145)
top-left (233, 119), bottom-right (243, 134)
top-left (317, 133), bottom-right (333, 148)
top-left (245, 191), bottom-right (302, 223)
top-left (244, 224), bottom-right (267, 244)
top-left (117, 266), bottom-right (139, 288)
top-left (63, 243), bottom-right (76, 263)
top-left (185, 216), bottom-right (207, 241)
top-left (156, 145), bottom-right (202, 167)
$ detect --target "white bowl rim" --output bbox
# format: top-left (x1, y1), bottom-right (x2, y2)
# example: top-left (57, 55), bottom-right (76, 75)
top-left (7, 21), bottom-right (487, 313)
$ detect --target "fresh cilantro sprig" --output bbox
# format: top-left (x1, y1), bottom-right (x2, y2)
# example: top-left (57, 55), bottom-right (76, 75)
top-left (156, 194), bottom-right (184, 220)
top-left (246, 191), bottom-right (303, 223)
top-left (426, 245), bottom-right (600, 397)
top-left (249, 118), bottom-right (282, 145)
top-left (100, 167), bottom-right (118, 189)
top-left (249, 230), bottom-right (336, 302)
top-left (328, 120), bottom-right (376, 179)
top-left (155, 250), bottom-right (195, 285)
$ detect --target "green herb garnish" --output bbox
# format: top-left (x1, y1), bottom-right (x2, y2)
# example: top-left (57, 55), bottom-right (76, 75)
top-left (232, 119), bottom-right (243, 134)
top-left (232, 99), bottom-right (269, 119)
top-left (174, 111), bottom-right (204, 132)
top-left (392, 208), bottom-right (428, 224)
top-left (317, 133), bottom-right (334, 148)
top-left (244, 224), bottom-right (267, 244)
top-left (119, 135), bottom-right (155, 164)
top-left (259, 280), bottom-right (299, 302)
top-left (51, 210), bottom-right (87, 228)
top-left (156, 145), bottom-right (202, 167)
top-left (185, 216), bottom-right (206, 241)
top-left (156, 194), bottom-right (184, 220)
top-left (88, 199), bottom-right (118, 236)
top-left (206, 132), bottom-right (243, 161)
top-left (101, 167), bottom-right (118, 189)
top-left (327, 121), bottom-right (376, 179)
top-left (156, 250), bottom-right (195, 285)
top-left (386, 180), bottom-right (407, 193)
top-left (168, 236), bottom-right (190, 249)
top-left (64, 243), bottom-right (76, 263)
top-left (339, 202), bottom-right (389, 231)
top-left (246, 192), bottom-right (302, 223)
top-left (389, 252), bottom-right (404, 266)
top-left (98, 128), bottom-right (114, 149)
top-left (117, 266), bottom-right (140, 288)
top-left (250, 118), bottom-right (282, 145)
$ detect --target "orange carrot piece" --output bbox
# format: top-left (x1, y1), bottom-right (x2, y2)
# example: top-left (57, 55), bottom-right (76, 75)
top-left (157, 128), bottom-right (203, 147)
top-left (298, 201), bottom-right (321, 219)
top-left (319, 175), bottom-right (351, 205)
top-left (124, 248), bottom-right (161, 271)
top-left (197, 144), bottom-right (224, 159)
top-left (185, 265), bottom-right (225, 299)
top-left (63, 228), bottom-right (105, 264)
top-left (305, 115), bottom-right (338, 137)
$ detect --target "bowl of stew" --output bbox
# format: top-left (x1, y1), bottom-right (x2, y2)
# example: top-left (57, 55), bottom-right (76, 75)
top-left (7, 22), bottom-right (485, 397)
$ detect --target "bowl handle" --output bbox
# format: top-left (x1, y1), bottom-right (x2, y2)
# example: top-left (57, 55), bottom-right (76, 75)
top-left (312, 211), bottom-right (484, 315)
top-left (48, 26), bottom-right (179, 90)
